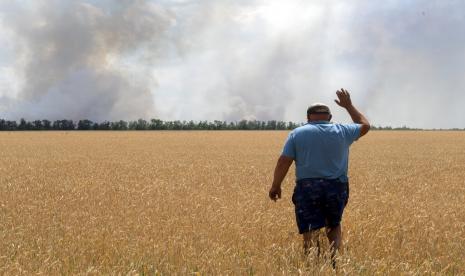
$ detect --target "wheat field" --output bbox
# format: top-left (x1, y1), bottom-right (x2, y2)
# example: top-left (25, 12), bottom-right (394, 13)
top-left (0, 131), bottom-right (464, 275)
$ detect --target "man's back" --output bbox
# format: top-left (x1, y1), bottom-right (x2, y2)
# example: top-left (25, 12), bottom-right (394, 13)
top-left (268, 89), bottom-right (370, 265)
top-left (282, 121), bottom-right (361, 182)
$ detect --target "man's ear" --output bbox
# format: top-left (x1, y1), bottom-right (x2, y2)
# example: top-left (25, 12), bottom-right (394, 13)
top-left (329, 114), bottom-right (332, 121)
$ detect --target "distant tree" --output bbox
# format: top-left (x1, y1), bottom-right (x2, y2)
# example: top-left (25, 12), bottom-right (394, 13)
top-left (77, 119), bottom-right (93, 130)
top-left (196, 121), bottom-right (208, 130)
top-left (276, 121), bottom-right (286, 130)
top-left (7, 120), bottom-right (17, 130)
top-left (52, 120), bottom-right (59, 130)
top-left (128, 121), bottom-right (137, 130)
top-left (149, 119), bottom-right (164, 130)
top-left (42, 120), bottom-right (52, 130)
top-left (130, 119), bottom-right (148, 130)
top-left (266, 120), bottom-right (277, 130)
top-left (98, 121), bottom-right (111, 130)
top-left (0, 119), bottom-right (6, 130)
top-left (32, 120), bottom-right (43, 130)
top-left (246, 120), bottom-right (259, 130)
top-left (53, 120), bottom-right (75, 130)
top-left (0, 120), bottom-right (18, 130)
top-left (163, 121), bottom-right (172, 130)
top-left (139, 119), bottom-right (149, 130)
top-left (237, 120), bottom-right (248, 130)
top-left (111, 120), bottom-right (128, 130)
top-left (213, 120), bottom-right (224, 130)
top-left (18, 118), bottom-right (27, 130)
top-left (171, 120), bottom-right (182, 130)
top-left (181, 121), bottom-right (188, 130)
top-left (185, 120), bottom-right (195, 130)
top-left (396, 125), bottom-right (409, 130)
top-left (287, 121), bottom-right (297, 130)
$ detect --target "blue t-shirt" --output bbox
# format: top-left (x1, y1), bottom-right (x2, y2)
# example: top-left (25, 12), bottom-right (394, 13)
top-left (282, 121), bottom-right (361, 182)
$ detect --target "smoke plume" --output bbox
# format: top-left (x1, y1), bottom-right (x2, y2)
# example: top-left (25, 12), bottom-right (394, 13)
top-left (0, 0), bottom-right (174, 121)
top-left (1, 0), bottom-right (465, 128)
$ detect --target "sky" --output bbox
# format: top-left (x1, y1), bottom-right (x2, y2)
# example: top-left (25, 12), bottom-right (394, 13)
top-left (0, 0), bottom-right (464, 128)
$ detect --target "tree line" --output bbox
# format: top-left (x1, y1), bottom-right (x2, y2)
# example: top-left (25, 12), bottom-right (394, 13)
top-left (1, 118), bottom-right (459, 131)
top-left (0, 118), bottom-right (301, 131)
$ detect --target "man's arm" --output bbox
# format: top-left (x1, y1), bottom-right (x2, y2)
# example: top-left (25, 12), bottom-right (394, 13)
top-left (269, 155), bottom-right (294, 201)
top-left (335, 88), bottom-right (370, 137)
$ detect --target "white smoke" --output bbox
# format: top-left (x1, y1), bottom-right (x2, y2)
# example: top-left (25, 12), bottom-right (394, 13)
top-left (151, 0), bottom-right (465, 128)
top-left (0, 0), bottom-right (174, 121)
top-left (1, 0), bottom-right (465, 128)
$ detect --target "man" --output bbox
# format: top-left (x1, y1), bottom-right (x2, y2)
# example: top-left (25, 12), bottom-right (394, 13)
top-left (268, 88), bottom-right (370, 264)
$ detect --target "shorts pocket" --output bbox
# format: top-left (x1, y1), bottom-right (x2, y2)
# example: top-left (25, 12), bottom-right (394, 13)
top-left (344, 182), bottom-right (349, 206)
top-left (291, 185), bottom-right (300, 205)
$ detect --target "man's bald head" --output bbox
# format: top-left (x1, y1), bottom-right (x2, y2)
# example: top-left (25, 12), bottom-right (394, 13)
top-left (307, 103), bottom-right (332, 122)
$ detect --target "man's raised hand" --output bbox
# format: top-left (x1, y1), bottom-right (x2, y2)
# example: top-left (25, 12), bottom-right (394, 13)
top-left (335, 88), bottom-right (353, 108)
top-left (335, 88), bottom-right (371, 137)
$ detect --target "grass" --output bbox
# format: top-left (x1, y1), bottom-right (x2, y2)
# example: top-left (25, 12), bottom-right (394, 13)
top-left (0, 131), bottom-right (464, 274)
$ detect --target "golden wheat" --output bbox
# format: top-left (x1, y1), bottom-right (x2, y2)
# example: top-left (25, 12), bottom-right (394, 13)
top-left (0, 131), bottom-right (464, 274)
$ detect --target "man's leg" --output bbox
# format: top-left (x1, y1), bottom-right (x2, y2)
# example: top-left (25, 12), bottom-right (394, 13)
top-left (303, 229), bottom-right (320, 256)
top-left (324, 180), bottom-right (348, 268)
top-left (326, 224), bottom-right (342, 268)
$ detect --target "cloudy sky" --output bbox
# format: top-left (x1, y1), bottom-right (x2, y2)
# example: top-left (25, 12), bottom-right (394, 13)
top-left (0, 0), bottom-right (464, 128)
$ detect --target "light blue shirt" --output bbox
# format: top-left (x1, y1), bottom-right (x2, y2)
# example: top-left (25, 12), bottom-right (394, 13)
top-left (282, 121), bottom-right (361, 182)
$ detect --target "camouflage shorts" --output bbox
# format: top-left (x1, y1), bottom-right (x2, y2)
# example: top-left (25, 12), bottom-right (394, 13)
top-left (292, 178), bottom-right (349, 234)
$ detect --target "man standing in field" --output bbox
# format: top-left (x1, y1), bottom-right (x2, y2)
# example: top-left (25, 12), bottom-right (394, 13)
top-left (268, 89), bottom-right (370, 264)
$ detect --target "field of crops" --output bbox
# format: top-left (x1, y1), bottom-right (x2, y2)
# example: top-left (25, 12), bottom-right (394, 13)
top-left (1, 131), bottom-right (464, 274)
